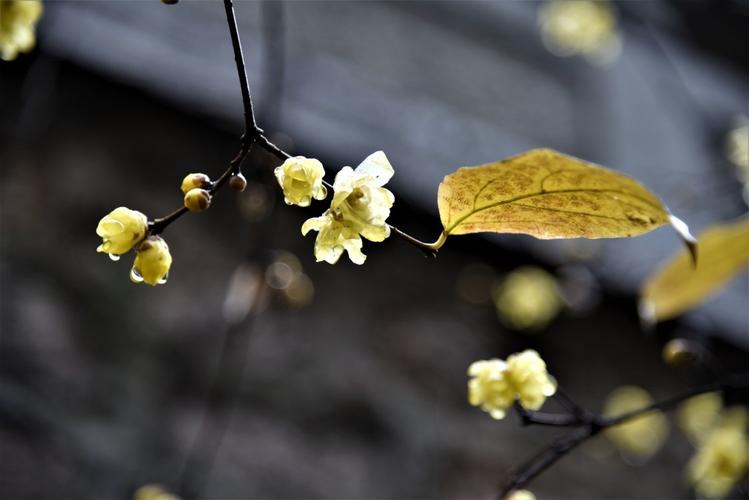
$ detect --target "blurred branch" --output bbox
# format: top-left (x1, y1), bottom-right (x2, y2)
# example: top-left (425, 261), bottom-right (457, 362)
top-left (500, 374), bottom-right (749, 498)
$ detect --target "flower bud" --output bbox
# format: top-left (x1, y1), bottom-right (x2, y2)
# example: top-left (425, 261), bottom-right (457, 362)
top-left (662, 339), bottom-right (700, 367)
top-left (131, 236), bottom-right (172, 286)
top-left (180, 173), bottom-right (211, 194)
top-left (229, 173), bottom-right (247, 192)
top-left (184, 188), bottom-right (211, 212)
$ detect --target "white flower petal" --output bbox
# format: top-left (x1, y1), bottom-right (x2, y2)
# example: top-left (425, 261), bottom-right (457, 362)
top-left (354, 151), bottom-right (394, 187)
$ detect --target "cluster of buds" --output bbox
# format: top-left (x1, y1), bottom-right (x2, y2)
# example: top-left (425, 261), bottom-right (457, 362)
top-left (96, 170), bottom-right (249, 285)
top-left (274, 152), bottom-right (395, 265)
top-left (181, 173), bottom-right (213, 212)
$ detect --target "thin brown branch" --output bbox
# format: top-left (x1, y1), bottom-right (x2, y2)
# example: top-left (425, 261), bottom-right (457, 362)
top-left (500, 375), bottom-right (749, 498)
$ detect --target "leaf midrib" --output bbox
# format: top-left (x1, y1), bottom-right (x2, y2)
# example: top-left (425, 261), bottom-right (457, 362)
top-left (444, 187), bottom-right (664, 234)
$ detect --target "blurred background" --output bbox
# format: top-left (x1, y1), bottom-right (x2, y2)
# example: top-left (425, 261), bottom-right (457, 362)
top-left (1, 1), bottom-right (747, 498)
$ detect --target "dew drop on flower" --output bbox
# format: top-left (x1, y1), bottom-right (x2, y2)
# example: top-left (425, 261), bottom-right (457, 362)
top-left (109, 253), bottom-right (121, 262)
top-left (130, 268), bottom-right (144, 283)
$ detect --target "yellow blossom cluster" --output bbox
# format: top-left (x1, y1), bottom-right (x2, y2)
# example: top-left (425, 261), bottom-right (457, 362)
top-left (0, 0), bottom-right (43, 61)
top-left (681, 398), bottom-right (748, 499)
top-left (468, 350), bottom-right (556, 420)
top-left (274, 152), bottom-right (395, 265)
top-left (96, 207), bottom-right (171, 286)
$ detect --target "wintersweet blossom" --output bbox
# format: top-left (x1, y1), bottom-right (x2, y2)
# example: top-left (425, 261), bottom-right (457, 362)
top-left (131, 236), bottom-right (172, 286)
top-left (96, 207), bottom-right (148, 257)
top-left (301, 214), bottom-right (366, 265)
top-left (687, 407), bottom-right (748, 499)
top-left (302, 151), bottom-right (395, 264)
top-left (0, 0), bottom-right (43, 61)
top-left (274, 156), bottom-right (328, 207)
top-left (468, 349), bottom-right (556, 420)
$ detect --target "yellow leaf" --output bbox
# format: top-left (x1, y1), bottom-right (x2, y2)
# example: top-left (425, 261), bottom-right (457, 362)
top-left (438, 148), bottom-right (678, 240)
top-left (640, 218), bottom-right (749, 322)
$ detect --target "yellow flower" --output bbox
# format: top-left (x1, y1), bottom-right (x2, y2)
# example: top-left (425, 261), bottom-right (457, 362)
top-left (468, 359), bottom-right (514, 420)
top-left (96, 207), bottom-right (148, 257)
top-left (603, 386), bottom-right (668, 461)
top-left (274, 156), bottom-right (328, 207)
top-left (302, 151), bottom-right (395, 264)
top-left (679, 392), bottom-right (723, 445)
top-left (131, 236), bottom-right (172, 286)
top-left (468, 350), bottom-right (556, 420)
top-left (687, 408), bottom-right (748, 499)
top-left (505, 349), bottom-right (557, 411)
top-left (301, 213), bottom-right (366, 265)
top-left (0, 0), bottom-right (43, 61)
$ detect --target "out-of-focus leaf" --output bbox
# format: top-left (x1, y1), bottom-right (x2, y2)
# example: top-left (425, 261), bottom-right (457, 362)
top-left (438, 149), bottom-right (684, 244)
top-left (640, 218), bottom-right (749, 323)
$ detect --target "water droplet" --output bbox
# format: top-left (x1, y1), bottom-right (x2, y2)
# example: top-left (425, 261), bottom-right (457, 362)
top-left (108, 253), bottom-right (120, 262)
top-left (130, 268), bottom-right (144, 284)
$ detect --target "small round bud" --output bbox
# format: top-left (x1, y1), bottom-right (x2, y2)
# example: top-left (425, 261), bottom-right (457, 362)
top-left (662, 338), bottom-right (700, 367)
top-left (180, 173), bottom-right (211, 194)
top-left (184, 188), bottom-right (211, 212)
top-left (229, 173), bottom-right (247, 192)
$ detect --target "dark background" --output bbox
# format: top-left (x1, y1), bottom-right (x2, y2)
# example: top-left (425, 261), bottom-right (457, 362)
top-left (1, 1), bottom-right (747, 498)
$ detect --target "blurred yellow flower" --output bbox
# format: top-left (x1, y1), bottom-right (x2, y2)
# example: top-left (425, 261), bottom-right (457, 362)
top-left (302, 151), bottom-right (394, 264)
top-left (133, 484), bottom-right (181, 500)
top-left (468, 350), bottom-right (556, 420)
top-left (0, 0), bottom-right (43, 61)
top-left (725, 120), bottom-right (749, 204)
top-left (538, 0), bottom-right (621, 65)
top-left (687, 407), bottom-right (748, 499)
top-left (726, 123), bottom-right (749, 171)
top-left (678, 392), bottom-right (723, 445)
top-left (131, 236), bottom-right (172, 286)
top-left (96, 206), bottom-right (148, 258)
top-left (603, 386), bottom-right (668, 461)
top-left (274, 156), bottom-right (328, 207)
top-left (494, 266), bottom-right (562, 330)
top-left (505, 490), bottom-right (536, 500)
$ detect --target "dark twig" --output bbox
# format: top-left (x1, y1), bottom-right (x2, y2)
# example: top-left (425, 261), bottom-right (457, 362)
top-left (499, 375), bottom-right (749, 497)
top-left (148, 0), bottom-right (444, 255)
